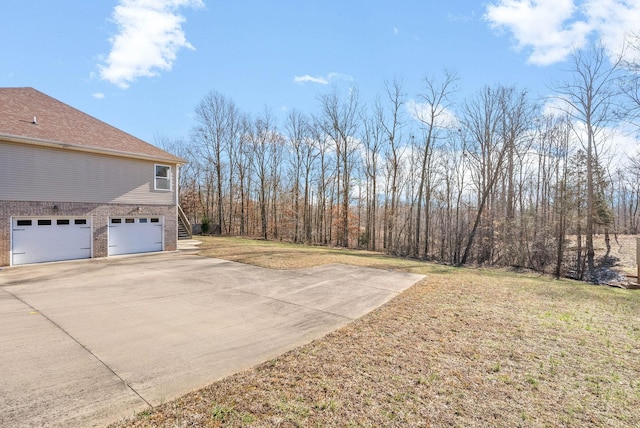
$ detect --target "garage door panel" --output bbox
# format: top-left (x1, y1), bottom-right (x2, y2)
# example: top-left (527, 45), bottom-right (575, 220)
top-left (108, 218), bottom-right (163, 256)
top-left (11, 218), bottom-right (92, 265)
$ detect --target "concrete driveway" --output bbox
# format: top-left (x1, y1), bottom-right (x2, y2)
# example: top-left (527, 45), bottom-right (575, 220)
top-left (0, 249), bottom-right (424, 427)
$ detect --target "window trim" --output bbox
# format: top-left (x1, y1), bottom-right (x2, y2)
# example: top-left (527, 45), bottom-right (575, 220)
top-left (154, 164), bottom-right (172, 191)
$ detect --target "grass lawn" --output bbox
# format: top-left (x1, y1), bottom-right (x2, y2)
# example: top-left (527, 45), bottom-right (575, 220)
top-left (113, 236), bottom-right (640, 427)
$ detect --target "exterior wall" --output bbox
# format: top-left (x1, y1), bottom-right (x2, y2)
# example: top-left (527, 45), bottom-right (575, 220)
top-left (0, 141), bottom-right (177, 205)
top-left (0, 201), bottom-right (177, 266)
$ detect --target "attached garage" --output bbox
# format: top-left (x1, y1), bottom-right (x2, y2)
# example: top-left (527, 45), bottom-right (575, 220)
top-left (108, 217), bottom-right (163, 256)
top-left (11, 217), bottom-right (92, 265)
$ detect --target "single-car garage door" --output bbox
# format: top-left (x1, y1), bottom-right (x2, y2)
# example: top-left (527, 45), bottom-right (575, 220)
top-left (11, 217), bottom-right (92, 265)
top-left (108, 217), bottom-right (163, 256)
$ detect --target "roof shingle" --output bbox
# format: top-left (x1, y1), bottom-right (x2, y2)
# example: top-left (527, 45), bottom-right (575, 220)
top-left (0, 87), bottom-right (183, 163)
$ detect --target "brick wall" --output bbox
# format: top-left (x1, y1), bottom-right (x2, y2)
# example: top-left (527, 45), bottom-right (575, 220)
top-left (0, 201), bottom-right (177, 266)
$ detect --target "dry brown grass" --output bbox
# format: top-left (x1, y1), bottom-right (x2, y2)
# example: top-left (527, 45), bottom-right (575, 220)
top-left (112, 237), bottom-right (640, 427)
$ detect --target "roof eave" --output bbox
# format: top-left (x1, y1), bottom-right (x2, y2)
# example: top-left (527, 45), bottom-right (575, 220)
top-left (0, 133), bottom-right (187, 165)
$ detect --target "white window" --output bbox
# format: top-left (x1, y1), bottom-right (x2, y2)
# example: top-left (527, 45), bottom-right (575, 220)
top-left (155, 164), bottom-right (171, 190)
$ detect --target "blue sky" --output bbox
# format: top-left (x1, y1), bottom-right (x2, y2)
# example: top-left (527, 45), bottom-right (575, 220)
top-left (1, 1), bottom-right (639, 145)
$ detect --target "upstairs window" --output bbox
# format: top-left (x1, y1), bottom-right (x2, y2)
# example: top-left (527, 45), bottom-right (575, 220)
top-left (155, 164), bottom-right (171, 191)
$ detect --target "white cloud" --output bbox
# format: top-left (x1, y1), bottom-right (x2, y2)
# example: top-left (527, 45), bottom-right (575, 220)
top-left (485, 0), bottom-right (591, 65)
top-left (541, 96), bottom-right (575, 117)
top-left (293, 72), bottom-right (354, 85)
top-left (541, 97), bottom-right (639, 163)
top-left (92, 92), bottom-right (105, 99)
top-left (294, 75), bottom-right (329, 85)
top-left (484, 0), bottom-right (640, 66)
top-left (586, 0), bottom-right (640, 61)
top-left (570, 121), bottom-right (637, 162)
top-left (407, 99), bottom-right (459, 129)
top-left (608, 126), bottom-right (639, 160)
top-left (99, 0), bottom-right (204, 89)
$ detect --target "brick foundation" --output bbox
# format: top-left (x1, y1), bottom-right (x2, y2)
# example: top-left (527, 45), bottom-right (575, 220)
top-left (0, 201), bottom-right (177, 266)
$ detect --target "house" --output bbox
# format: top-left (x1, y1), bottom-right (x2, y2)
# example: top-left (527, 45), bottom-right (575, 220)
top-left (0, 87), bottom-right (189, 266)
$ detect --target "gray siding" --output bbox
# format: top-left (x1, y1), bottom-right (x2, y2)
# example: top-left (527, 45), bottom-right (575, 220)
top-left (0, 141), bottom-right (177, 205)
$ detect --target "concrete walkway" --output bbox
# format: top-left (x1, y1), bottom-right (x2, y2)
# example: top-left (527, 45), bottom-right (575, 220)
top-left (0, 250), bottom-right (424, 427)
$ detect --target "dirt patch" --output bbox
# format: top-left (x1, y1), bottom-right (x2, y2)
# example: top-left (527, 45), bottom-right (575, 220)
top-left (111, 237), bottom-right (640, 427)
top-left (553, 234), bottom-right (638, 286)
top-left (605, 235), bottom-right (637, 272)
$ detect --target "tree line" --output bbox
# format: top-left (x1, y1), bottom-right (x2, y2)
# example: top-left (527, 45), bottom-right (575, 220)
top-left (166, 43), bottom-right (640, 282)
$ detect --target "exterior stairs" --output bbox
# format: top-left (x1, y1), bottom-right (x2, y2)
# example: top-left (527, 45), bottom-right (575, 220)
top-left (177, 206), bottom-right (192, 240)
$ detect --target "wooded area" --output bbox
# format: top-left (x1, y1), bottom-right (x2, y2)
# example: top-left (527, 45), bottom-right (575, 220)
top-left (166, 44), bottom-right (640, 282)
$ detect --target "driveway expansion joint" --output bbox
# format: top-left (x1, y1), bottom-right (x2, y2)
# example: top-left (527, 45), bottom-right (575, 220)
top-left (232, 285), bottom-right (360, 321)
top-left (0, 287), bottom-right (153, 409)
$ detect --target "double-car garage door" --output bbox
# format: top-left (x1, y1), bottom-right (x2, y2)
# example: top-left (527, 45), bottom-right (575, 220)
top-left (11, 216), bottom-right (163, 265)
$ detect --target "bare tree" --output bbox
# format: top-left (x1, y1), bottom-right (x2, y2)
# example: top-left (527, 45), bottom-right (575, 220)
top-left (413, 70), bottom-right (458, 258)
top-left (249, 111), bottom-right (280, 239)
top-left (293, 115), bottom-right (319, 244)
top-left (553, 44), bottom-right (622, 280)
top-left (318, 88), bottom-right (361, 247)
top-left (192, 91), bottom-right (240, 234)
top-left (498, 87), bottom-right (535, 266)
top-left (286, 110), bottom-right (311, 243)
top-left (269, 122), bottom-right (285, 240)
top-left (235, 116), bottom-right (253, 236)
top-left (440, 128), bottom-right (469, 264)
top-left (533, 114), bottom-right (572, 277)
top-left (376, 79), bottom-right (405, 254)
top-left (459, 86), bottom-right (527, 266)
top-left (361, 112), bottom-right (384, 250)
top-left (309, 119), bottom-right (333, 244)
top-left (620, 31), bottom-right (640, 129)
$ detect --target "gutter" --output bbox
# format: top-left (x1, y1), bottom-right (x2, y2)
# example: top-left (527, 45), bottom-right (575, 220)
top-left (0, 133), bottom-right (187, 165)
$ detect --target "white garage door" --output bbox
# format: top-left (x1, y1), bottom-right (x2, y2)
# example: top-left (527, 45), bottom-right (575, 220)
top-left (108, 217), bottom-right (163, 256)
top-left (11, 217), bottom-right (92, 265)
